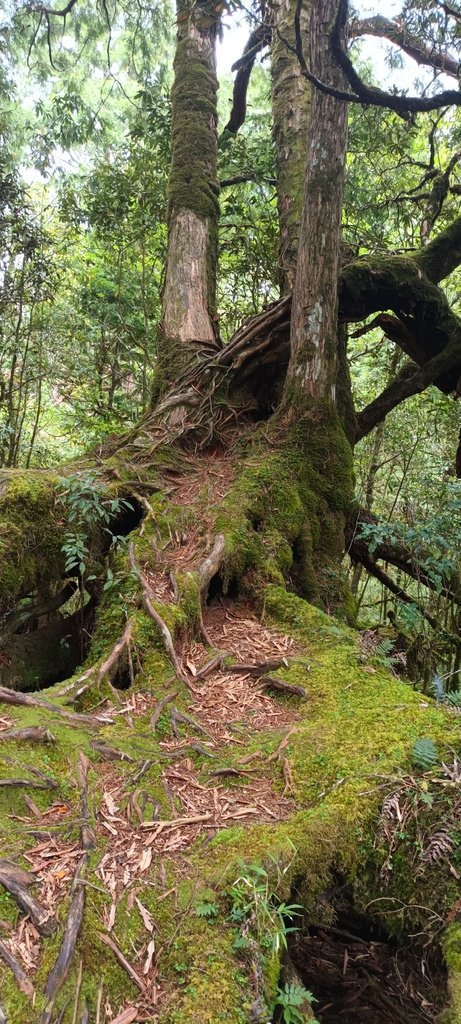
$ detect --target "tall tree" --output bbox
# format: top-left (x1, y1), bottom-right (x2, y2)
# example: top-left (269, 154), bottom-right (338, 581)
top-left (1, 3), bottom-right (461, 1023)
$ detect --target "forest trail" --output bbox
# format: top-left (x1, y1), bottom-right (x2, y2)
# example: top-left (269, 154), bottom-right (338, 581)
top-left (0, 443), bottom-right (458, 1024)
top-left (0, 445), bottom-right (315, 1022)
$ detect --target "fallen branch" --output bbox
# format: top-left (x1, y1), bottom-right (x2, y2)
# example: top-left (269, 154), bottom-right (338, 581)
top-left (0, 686), bottom-right (113, 726)
top-left (41, 856), bottom-right (87, 1024)
top-left (78, 752), bottom-right (95, 852)
top-left (226, 659), bottom-right (287, 676)
top-left (258, 675), bottom-right (307, 698)
top-left (169, 705), bottom-right (210, 737)
top-left (0, 938), bottom-right (34, 998)
top-left (193, 652), bottom-right (226, 680)
top-left (0, 776), bottom-right (56, 789)
top-left (150, 691), bottom-right (178, 730)
top-left (0, 726), bottom-right (55, 743)
top-left (0, 864), bottom-right (56, 936)
top-left (97, 932), bottom-right (145, 992)
top-left (91, 741), bottom-right (135, 763)
top-left (141, 813), bottom-right (212, 830)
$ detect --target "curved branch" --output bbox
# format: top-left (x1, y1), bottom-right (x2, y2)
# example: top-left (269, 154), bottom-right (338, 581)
top-left (347, 508), bottom-right (461, 606)
top-left (351, 15), bottom-right (460, 79)
top-left (223, 24), bottom-right (271, 135)
top-left (331, 0), bottom-right (461, 114)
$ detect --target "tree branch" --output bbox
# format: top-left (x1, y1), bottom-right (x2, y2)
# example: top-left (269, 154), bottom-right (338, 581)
top-left (289, 0), bottom-right (461, 116)
top-left (351, 15), bottom-right (460, 79)
top-left (223, 24), bottom-right (271, 135)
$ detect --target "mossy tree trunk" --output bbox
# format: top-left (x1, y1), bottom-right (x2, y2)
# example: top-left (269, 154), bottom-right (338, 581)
top-left (2, 6), bottom-right (461, 1024)
top-left (284, 0), bottom-right (348, 406)
top-left (160, 0), bottom-right (220, 368)
top-left (271, 0), bottom-right (312, 293)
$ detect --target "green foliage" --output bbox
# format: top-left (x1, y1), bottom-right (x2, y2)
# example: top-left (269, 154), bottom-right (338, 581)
top-left (228, 854), bottom-right (303, 957)
top-left (273, 982), bottom-right (319, 1024)
top-left (411, 738), bottom-right (439, 771)
top-left (57, 471), bottom-right (132, 576)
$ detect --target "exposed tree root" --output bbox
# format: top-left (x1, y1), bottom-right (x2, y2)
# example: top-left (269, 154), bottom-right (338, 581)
top-left (0, 939), bottom-right (34, 999)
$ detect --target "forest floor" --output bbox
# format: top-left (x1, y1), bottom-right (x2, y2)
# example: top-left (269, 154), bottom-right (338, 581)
top-left (0, 443), bottom-right (458, 1024)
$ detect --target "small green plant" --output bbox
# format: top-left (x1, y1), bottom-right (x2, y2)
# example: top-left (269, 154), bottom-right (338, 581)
top-left (194, 899), bottom-right (219, 920)
top-left (273, 982), bottom-right (319, 1024)
top-left (57, 471), bottom-right (132, 578)
top-left (228, 853), bottom-right (303, 956)
top-left (411, 737), bottom-right (438, 770)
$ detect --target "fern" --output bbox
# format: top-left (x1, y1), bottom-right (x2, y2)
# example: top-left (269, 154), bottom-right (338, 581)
top-left (444, 690), bottom-right (461, 708)
top-left (411, 737), bottom-right (438, 770)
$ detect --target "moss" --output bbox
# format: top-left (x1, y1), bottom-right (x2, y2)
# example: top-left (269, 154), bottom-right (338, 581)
top-left (0, 470), bottom-right (65, 609)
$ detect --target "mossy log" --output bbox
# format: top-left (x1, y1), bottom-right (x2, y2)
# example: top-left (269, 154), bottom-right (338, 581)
top-left (0, 409), bottom-right (459, 1024)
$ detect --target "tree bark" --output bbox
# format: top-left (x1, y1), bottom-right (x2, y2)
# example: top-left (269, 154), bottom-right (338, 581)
top-left (271, 0), bottom-right (312, 293)
top-left (160, 0), bottom-right (220, 358)
top-left (284, 0), bottom-right (348, 403)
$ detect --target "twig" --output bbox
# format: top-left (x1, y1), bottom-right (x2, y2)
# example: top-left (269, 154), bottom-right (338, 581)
top-left (150, 691), bottom-right (178, 730)
top-left (0, 938), bottom-right (34, 998)
top-left (0, 776), bottom-right (56, 789)
top-left (0, 727), bottom-right (55, 744)
top-left (72, 959), bottom-right (83, 1024)
top-left (97, 932), bottom-right (145, 991)
top-left (226, 659), bottom-right (287, 676)
top-left (258, 675), bottom-right (307, 698)
top-left (96, 983), bottom-right (103, 1024)
top-left (77, 752), bottom-right (95, 851)
top-left (0, 864), bottom-right (56, 935)
top-left (141, 813), bottom-right (212, 830)
top-left (0, 686), bottom-right (113, 727)
top-left (169, 705), bottom-right (210, 737)
top-left (41, 856), bottom-right (87, 1024)
top-left (193, 652), bottom-right (226, 680)
top-left (91, 742), bottom-right (134, 763)
top-left (282, 757), bottom-right (295, 796)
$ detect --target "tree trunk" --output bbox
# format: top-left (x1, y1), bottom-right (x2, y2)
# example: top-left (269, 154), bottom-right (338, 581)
top-left (271, 0), bottom-right (312, 293)
top-left (160, 0), bottom-right (220, 365)
top-left (285, 0), bottom-right (348, 404)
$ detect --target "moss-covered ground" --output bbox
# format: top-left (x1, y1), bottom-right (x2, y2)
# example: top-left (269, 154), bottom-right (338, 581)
top-left (0, 417), bottom-right (459, 1023)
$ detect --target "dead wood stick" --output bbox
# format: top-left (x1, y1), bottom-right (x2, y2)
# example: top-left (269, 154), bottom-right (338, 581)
top-left (91, 741), bottom-right (135, 763)
top-left (169, 705), bottom-right (210, 737)
top-left (131, 758), bottom-right (154, 784)
top-left (209, 767), bottom-right (258, 778)
top-left (226, 659), bottom-right (287, 676)
top-left (0, 727), bottom-right (55, 744)
top-left (0, 938), bottom-right (34, 998)
top-left (129, 543), bottom-right (190, 686)
top-left (78, 999), bottom-right (89, 1024)
top-left (41, 856), bottom-right (87, 1024)
top-left (77, 752), bottom-right (95, 852)
top-left (150, 691), bottom-right (178, 730)
top-left (0, 687), bottom-right (113, 727)
top-left (97, 932), bottom-right (145, 992)
top-left (0, 1004), bottom-right (6, 1024)
top-left (282, 757), bottom-right (295, 796)
top-left (258, 675), bottom-right (307, 698)
top-left (198, 535), bottom-right (226, 591)
top-left (0, 776), bottom-right (56, 789)
top-left (193, 653), bottom-right (227, 680)
top-left (141, 813), bottom-right (212, 830)
top-left (0, 866), bottom-right (57, 936)
top-left (72, 959), bottom-right (83, 1024)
